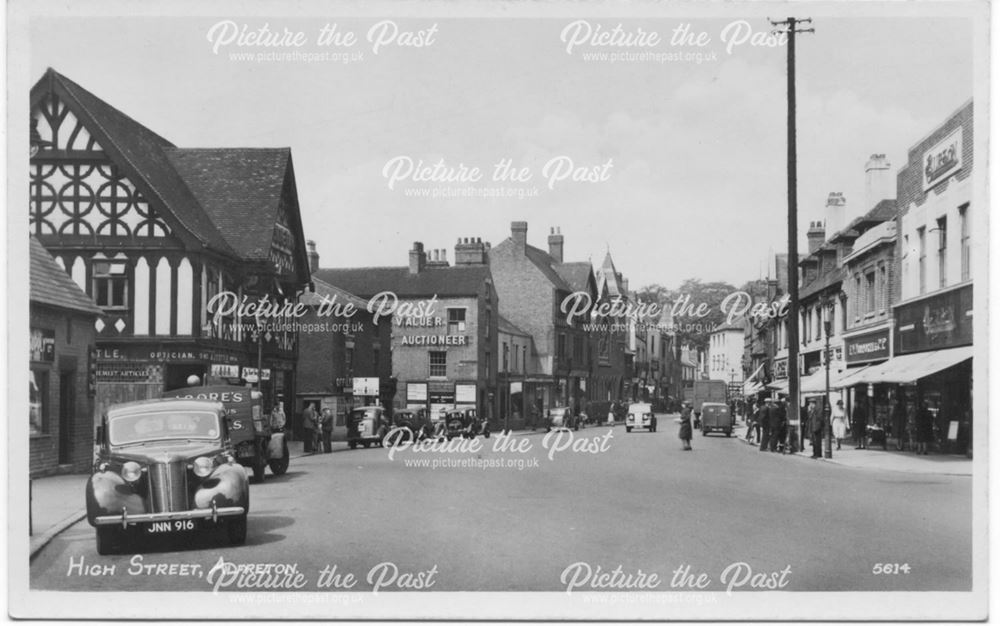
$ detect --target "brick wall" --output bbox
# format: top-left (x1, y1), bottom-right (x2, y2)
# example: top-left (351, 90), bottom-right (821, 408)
top-left (29, 305), bottom-right (97, 476)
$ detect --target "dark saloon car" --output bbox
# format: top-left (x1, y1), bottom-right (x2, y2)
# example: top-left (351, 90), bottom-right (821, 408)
top-left (86, 398), bottom-right (250, 555)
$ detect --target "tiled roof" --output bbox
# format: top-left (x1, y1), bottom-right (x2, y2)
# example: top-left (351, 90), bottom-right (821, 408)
top-left (30, 237), bottom-right (103, 315)
top-left (166, 148), bottom-right (292, 261)
top-left (828, 199), bottom-right (898, 244)
top-left (554, 262), bottom-right (595, 293)
top-left (301, 277), bottom-right (369, 310)
top-left (33, 69), bottom-right (235, 256)
top-left (313, 265), bottom-right (492, 299)
top-left (523, 244), bottom-right (573, 292)
top-left (799, 264), bottom-right (843, 301)
top-left (497, 314), bottom-right (530, 337)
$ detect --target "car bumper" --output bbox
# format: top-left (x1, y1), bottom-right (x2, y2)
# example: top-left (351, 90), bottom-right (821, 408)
top-left (93, 505), bottom-right (246, 527)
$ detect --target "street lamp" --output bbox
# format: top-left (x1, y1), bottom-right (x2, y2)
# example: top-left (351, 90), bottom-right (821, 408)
top-left (822, 306), bottom-right (833, 459)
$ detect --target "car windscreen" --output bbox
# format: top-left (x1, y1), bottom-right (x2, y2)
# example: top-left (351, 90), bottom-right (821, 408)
top-left (108, 410), bottom-right (222, 446)
top-left (629, 405), bottom-right (652, 414)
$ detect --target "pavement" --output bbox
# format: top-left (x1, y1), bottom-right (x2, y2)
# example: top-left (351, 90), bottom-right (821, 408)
top-left (26, 416), bottom-right (970, 561)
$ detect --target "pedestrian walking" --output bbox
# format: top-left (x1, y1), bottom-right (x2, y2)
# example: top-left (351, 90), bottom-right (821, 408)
top-left (852, 401), bottom-right (868, 449)
top-left (302, 402), bottom-right (317, 453)
top-left (830, 399), bottom-right (848, 450)
top-left (807, 399), bottom-right (823, 458)
top-left (758, 399), bottom-right (772, 452)
top-left (678, 402), bottom-right (693, 451)
top-left (767, 398), bottom-right (784, 452)
top-left (744, 400), bottom-right (757, 444)
top-left (270, 399), bottom-right (286, 431)
top-left (915, 400), bottom-right (934, 455)
top-left (320, 407), bottom-right (334, 453)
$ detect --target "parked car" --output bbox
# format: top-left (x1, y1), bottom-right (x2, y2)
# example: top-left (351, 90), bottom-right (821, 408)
top-left (700, 402), bottom-right (732, 437)
top-left (385, 408), bottom-right (434, 445)
top-left (347, 405), bottom-right (390, 449)
top-left (547, 406), bottom-right (575, 431)
top-left (85, 397), bottom-right (250, 555)
top-left (626, 402), bottom-right (657, 433)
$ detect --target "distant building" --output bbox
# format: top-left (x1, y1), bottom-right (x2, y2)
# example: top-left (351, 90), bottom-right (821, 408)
top-left (297, 241), bottom-right (392, 441)
top-left (488, 223), bottom-right (598, 417)
top-left (316, 239), bottom-right (499, 423)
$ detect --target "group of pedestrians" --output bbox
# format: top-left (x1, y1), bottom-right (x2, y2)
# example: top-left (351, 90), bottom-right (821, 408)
top-left (300, 401), bottom-right (334, 453)
top-left (742, 397), bottom-right (791, 453)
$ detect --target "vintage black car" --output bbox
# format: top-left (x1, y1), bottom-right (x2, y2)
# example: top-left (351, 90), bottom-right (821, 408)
top-left (163, 385), bottom-right (288, 482)
top-left (384, 408), bottom-right (434, 445)
top-left (86, 398), bottom-right (250, 555)
top-left (347, 405), bottom-right (391, 449)
top-left (444, 408), bottom-right (490, 440)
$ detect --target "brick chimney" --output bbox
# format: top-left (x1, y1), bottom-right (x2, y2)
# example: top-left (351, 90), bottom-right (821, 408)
top-left (864, 153), bottom-right (894, 211)
top-left (806, 220), bottom-right (826, 254)
top-left (306, 240), bottom-right (319, 273)
top-left (455, 237), bottom-right (488, 265)
top-left (548, 227), bottom-right (564, 263)
top-left (425, 248), bottom-right (449, 268)
top-left (511, 221), bottom-right (528, 255)
top-left (408, 242), bottom-right (426, 274)
top-left (825, 192), bottom-right (846, 235)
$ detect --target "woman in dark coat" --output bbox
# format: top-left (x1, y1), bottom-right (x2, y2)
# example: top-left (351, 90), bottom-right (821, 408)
top-left (678, 403), bottom-right (693, 451)
top-left (915, 401), bottom-right (934, 455)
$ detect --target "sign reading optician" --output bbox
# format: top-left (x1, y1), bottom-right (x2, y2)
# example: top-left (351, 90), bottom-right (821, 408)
top-left (923, 127), bottom-right (963, 190)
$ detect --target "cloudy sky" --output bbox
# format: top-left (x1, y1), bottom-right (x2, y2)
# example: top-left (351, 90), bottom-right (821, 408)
top-left (27, 7), bottom-right (975, 290)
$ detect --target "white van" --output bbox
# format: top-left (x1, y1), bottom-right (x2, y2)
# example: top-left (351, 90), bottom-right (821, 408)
top-left (626, 402), bottom-right (657, 433)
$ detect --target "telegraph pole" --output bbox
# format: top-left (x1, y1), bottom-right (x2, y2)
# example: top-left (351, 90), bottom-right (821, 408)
top-left (770, 17), bottom-right (813, 453)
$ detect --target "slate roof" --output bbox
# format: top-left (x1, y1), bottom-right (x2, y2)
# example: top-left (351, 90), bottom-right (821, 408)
top-left (827, 199), bottom-right (898, 245)
top-left (522, 245), bottom-right (573, 292)
top-left (497, 314), bottom-right (530, 337)
top-left (554, 262), bottom-right (596, 293)
top-left (313, 265), bottom-right (492, 299)
top-left (29, 237), bottom-right (103, 315)
top-left (300, 277), bottom-right (369, 310)
top-left (166, 148), bottom-right (292, 261)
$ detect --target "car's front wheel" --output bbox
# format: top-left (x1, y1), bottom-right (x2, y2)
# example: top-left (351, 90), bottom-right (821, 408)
top-left (227, 515), bottom-right (247, 545)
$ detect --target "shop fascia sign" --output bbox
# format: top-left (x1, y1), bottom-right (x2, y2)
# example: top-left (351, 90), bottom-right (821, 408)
top-left (923, 127), bottom-right (963, 191)
top-left (241, 367), bottom-right (271, 383)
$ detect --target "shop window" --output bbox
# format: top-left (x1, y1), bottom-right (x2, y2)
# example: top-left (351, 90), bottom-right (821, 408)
top-left (917, 227), bottom-right (927, 295)
top-left (959, 205), bottom-right (970, 281)
top-left (429, 351), bottom-right (447, 377)
top-left (936, 216), bottom-right (947, 288)
top-left (865, 271), bottom-right (875, 314)
top-left (30, 370), bottom-right (49, 435)
top-left (447, 308), bottom-right (466, 334)
top-left (502, 343), bottom-right (509, 373)
top-left (93, 260), bottom-right (128, 309)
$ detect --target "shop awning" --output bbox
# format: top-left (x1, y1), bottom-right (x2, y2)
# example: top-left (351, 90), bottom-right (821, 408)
top-left (846, 346), bottom-right (972, 385)
top-left (766, 379), bottom-right (788, 393)
top-left (836, 364), bottom-right (875, 388)
top-left (799, 368), bottom-right (847, 394)
top-left (743, 380), bottom-right (764, 395)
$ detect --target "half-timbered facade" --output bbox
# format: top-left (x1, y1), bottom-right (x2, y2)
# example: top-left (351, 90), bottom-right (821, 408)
top-left (29, 69), bottom-right (311, 418)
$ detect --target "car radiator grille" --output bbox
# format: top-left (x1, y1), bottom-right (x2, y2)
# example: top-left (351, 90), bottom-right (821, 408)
top-left (148, 462), bottom-right (188, 512)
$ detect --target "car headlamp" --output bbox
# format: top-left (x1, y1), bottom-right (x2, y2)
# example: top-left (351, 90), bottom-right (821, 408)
top-left (121, 461), bottom-right (143, 482)
top-left (192, 456), bottom-right (215, 478)
top-left (627, 414), bottom-right (634, 421)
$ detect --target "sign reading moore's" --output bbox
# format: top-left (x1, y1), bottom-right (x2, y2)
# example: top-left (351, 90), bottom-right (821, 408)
top-left (845, 328), bottom-right (890, 364)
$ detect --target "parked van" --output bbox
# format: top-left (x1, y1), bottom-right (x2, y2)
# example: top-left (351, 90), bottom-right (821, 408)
top-left (700, 402), bottom-right (732, 437)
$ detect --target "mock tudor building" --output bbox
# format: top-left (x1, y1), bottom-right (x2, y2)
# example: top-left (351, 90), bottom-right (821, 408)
top-left (315, 239), bottom-right (499, 422)
top-left (29, 69), bottom-right (311, 418)
top-left (488, 223), bottom-right (597, 418)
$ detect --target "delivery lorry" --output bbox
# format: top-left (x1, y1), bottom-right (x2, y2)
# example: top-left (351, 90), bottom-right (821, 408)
top-left (692, 380), bottom-right (728, 419)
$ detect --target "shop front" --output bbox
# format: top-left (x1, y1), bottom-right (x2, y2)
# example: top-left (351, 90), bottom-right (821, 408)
top-left (839, 327), bottom-right (897, 447)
